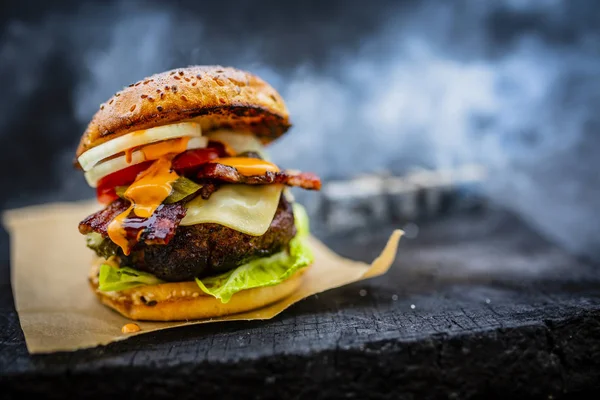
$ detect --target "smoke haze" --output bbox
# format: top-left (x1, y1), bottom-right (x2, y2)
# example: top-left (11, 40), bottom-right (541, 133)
top-left (1, 0), bottom-right (599, 260)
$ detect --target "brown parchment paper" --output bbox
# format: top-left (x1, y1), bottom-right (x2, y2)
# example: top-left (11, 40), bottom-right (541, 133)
top-left (3, 200), bottom-right (403, 354)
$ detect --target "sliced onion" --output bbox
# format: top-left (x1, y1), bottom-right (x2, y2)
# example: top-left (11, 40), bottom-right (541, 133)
top-left (78, 122), bottom-right (202, 172)
top-left (84, 136), bottom-right (208, 187)
top-left (205, 129), bottom-right (268, 159)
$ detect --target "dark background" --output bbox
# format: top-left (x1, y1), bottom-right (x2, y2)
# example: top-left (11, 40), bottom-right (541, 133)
top-left (1, 0), bottom-right (599, 264)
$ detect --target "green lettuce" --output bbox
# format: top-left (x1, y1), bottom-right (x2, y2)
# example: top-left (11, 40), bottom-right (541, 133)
top-left (98, 265), bottom-right (164, 292)
top-left (195, 203), bottom-right (313, 302)
top-left (97, 203), bottom-right (313, 303)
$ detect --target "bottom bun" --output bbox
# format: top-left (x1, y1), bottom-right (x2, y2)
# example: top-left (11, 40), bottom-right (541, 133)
top-left (89, 264), bottom-right (308, 321)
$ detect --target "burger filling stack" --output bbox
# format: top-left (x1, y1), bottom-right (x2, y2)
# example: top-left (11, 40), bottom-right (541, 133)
top-left (75, 66), bottom-right (321, 321)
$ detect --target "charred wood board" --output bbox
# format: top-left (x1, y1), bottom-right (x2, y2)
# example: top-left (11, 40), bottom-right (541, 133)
top-left (1, 207), bottom-right (599, 399)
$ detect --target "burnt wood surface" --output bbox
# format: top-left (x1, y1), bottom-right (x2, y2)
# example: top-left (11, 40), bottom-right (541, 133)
top-left (1, 207), bottom-right (600, 399)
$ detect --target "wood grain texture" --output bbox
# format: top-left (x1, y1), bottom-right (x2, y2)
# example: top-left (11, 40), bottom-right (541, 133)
top-left (1, 207), bottom-right (600, 399)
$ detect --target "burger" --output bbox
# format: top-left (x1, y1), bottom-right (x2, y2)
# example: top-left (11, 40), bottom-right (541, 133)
top-left (76, 66), bottom-right (321, 321)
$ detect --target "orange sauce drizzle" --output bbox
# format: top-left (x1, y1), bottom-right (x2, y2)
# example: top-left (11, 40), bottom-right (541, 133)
top-left (125, 148), bottom-right (134, 164)
top-left (125, 157), bottom-right (179, 218)
top-left (107, 204), bottom-right (134, 255)
top-left (142, 137), bottom-right (189, 160)
top-left (107, 156), bottom-right (179, 255)
top-left (212, 157), bottom-right (280, 176)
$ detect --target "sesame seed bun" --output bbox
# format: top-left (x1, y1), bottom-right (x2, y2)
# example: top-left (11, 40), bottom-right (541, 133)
top-left (76, 65), bottom-right (290, 159)
top-left (89, 264), bottom-right (308, 321)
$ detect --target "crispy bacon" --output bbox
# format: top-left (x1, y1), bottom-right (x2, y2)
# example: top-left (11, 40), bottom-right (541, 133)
top-left (195, 163), bottom-right (322, 190)
top-left (79, 198), bottom-right (129, 236)
top-left (197, 181), bottom-right (220, 199)
top-left (79, 199), bottom-right (186, 246)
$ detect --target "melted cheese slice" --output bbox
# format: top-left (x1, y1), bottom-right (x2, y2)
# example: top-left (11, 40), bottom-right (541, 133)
top-left (180, 184), bottom-right (283, 236)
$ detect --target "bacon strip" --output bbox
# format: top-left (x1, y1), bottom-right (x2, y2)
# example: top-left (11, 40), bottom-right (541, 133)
top-left (79, 199), bottom-right (129, 236)
top-left (197, 181), bottom-right (220, 199)
top-left (195, 163), bottom-right (322, 190)
top-left (79, 199), bottom-right (186, 246)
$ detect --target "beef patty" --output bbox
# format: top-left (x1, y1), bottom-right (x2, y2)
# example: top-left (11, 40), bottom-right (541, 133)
top-left (115, 196), bottom-right (296, 281)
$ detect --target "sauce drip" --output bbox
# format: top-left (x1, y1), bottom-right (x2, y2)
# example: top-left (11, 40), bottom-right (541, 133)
top-left (125, 148), bottom-right (134, 164)
top-left (107, 203), bottom-right (134, 254)
top-left (212, 157), bottom-right (280, 176)
top-left (125, 156), bottom-right (179, 218)
top-left (107, 156), bottom-right (179, 255)
top-left (121, 323), bottom-right (141, 333)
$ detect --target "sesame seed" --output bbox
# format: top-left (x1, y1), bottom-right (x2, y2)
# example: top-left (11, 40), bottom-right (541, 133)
top-left (170, 71), bottom-right (176, 75)
top-left (181, 290), bottom-right (185, 296)
top-left (191, 82), bottom-right (197, 86)
top-left (410, 304), bottom-right (416, 309)
top-left (157, 105), bottom-right (163, 111)
top-left (134, 82), bottom-right (141, 86)
top-left (178, 71), bottom-right (184, 76)
top-left (160, 93), bottom-right (165, 99)
top-left (130, 104), bottom-right (136, 112)
top-left (180, 95), bottom-right (188, 101)
top-left (143, 80), bottom-right (150, 84)
top-left (184, 77), bottom-right (191, 82)
top-left (173, 76), bottom-right (181, 80)
top-left (172, 290), bottom-right (177, 297)
top-left (192, 292), bottom-right (199, 298)
top-left (196, 74), bottom-right (202, 80)
top-left (115, 92), bottom-right (121, 97)
top-left (100, 105), bottom-right (104, 110)
top-left (108, 99), bottom-right (114, 105)
top-left (140, 94), bottom-right (148, 99)
top-left (147, 96), bottom-right (154, 102)
top-left (219, 98), bottom-right (225, 104)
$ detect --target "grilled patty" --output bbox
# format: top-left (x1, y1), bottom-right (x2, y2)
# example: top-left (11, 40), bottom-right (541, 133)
top-left (116, 196), bottom-right (296, 281)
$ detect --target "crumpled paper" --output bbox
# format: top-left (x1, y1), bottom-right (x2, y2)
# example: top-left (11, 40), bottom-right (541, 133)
top-left (3, 200), bottom-right (402, 354)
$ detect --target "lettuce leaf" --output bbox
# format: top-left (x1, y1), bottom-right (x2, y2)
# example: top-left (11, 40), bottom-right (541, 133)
top-left (98, 265), bottom-right (163, 292)
top-left (97, 203), bottom-right (313, 303)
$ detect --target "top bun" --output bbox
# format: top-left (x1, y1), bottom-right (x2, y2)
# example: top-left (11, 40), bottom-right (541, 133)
top-left (76, 66), bottom-right (290, 158)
